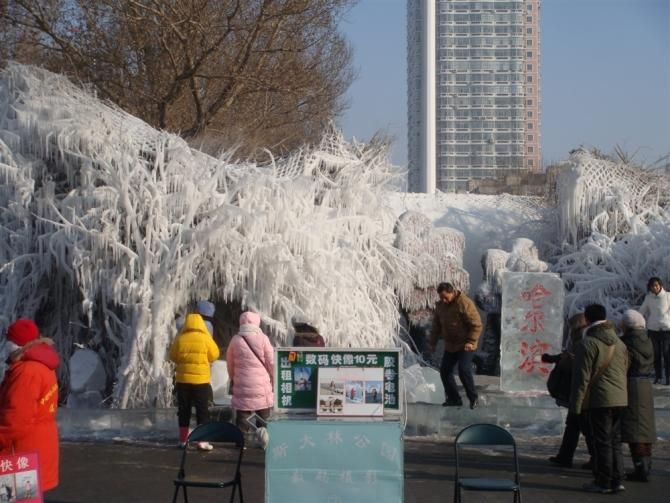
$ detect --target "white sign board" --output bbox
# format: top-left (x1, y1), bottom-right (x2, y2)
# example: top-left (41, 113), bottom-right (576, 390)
top-left (317, 367), bottom-right (384, 417)
top-left (500, 272), bottom-right (564, 392)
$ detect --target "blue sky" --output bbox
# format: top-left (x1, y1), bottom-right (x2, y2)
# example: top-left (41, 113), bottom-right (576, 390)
top-left (338, 0), bottom-right (670, 168)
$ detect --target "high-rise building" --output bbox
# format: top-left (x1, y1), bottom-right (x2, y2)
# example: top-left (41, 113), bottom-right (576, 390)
top-left (408, 0), bottom-right (541, 193)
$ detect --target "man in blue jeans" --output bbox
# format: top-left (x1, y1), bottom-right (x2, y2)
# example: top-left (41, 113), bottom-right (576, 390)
top-left (429, 282), bottom-right (483, 409)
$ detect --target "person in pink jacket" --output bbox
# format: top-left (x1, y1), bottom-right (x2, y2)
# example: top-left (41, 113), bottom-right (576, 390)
top-left (226, 312), bottom-right (274, 432)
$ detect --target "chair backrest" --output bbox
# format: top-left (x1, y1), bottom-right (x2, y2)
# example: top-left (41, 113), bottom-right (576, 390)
top-left (453, 423), bottom-right (521, 501)
top-left (177, 422), bottom-right (245, 481)
top-left (455, 423), bottom-right (515, 447)
top-left (187, 421), bottom-right (245, 448)
top-left (454, 423), bottom-right (520, 485)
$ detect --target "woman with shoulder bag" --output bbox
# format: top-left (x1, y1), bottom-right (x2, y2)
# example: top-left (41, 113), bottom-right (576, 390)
top-left (226, 312), bottom-right (274, 435)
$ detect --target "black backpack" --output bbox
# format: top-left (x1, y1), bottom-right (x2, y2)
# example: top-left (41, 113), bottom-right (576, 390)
top-left (546, 355), bottom-right (572, 407)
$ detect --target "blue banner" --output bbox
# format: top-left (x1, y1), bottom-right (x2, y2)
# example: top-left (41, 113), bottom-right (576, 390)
top-left (266, 419), bottom-right (403, 503)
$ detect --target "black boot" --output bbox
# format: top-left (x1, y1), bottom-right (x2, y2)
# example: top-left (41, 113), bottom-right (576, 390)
top-left (626, 457), bottom-right (650, 482)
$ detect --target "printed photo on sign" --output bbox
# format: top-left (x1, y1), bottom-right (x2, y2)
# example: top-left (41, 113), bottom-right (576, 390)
top-left (318, 395), bottom-right (344, 414)
top-left (319, 379), bottom-right (344, 397)
top-left (293, 367), bottom-right (312, 391)
top-left (345, 381), bottom-right (364, 404)
top-left (317, 367), bottom-right (384, 416)
top-left (365, 381), bottom-right (383, 404)
top-left (15, 470), bottom-right (38, 501)
top-left (0, 474), bottom-right (16, 503)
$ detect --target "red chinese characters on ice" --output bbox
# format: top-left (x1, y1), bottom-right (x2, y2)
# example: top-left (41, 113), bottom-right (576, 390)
top-left (517, 283), bottom-right (553, 375)
top-left (518, 339), bottom-right (552, 375)
top-left (520, 283), bottom-right (552, 333)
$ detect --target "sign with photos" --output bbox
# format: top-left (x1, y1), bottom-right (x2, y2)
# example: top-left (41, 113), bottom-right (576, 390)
top-left (317, 367), bottom-right (384, 417)
top-left (0, 452), bottom-right (42, 503)
top-left (274, 348), bottom-right (402, 414)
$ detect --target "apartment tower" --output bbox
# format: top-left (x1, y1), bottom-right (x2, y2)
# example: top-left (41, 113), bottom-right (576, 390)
top-left (408, 0), bottom-right (541, 193)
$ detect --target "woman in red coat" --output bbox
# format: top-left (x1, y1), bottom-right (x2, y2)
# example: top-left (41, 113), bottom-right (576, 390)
top-left (0, 319), bottom-right (60, 492)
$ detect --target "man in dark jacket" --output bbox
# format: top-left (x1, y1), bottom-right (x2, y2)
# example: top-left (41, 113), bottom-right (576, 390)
top-left (429, 282), bottom-right (483, 409)
top-left (544, 313), bottom-right (594, 469)
top-left (570, 304), bottom-right (628, 494)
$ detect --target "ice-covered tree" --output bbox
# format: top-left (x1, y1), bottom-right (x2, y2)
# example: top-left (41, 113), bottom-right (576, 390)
top-left (552, 149), bottom-right (670, 317)
top-left (0, 63), bottom-right (415, 408)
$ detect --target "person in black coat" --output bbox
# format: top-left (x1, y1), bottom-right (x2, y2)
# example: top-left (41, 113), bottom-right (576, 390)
top-left (544, 313), bottom-right (594, 468)
top-left (619, 309), bottom-right (656, 482)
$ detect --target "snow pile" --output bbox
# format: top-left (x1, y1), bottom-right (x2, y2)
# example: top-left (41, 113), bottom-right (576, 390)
top-left (0, 63), bottom-right (414, 408)
top-left (553, 149), bottom-right (670, 316)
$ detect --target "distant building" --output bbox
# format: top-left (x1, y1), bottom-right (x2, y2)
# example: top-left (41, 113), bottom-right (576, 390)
top-left (408, 0), bottom-right (541, 193)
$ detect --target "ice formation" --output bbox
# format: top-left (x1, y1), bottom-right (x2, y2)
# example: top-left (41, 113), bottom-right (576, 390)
top-left (1, 63), bottom-right (668, 410)
top-left (393, 210), bottom-right (469, 312)
top-left (552, 149), bottom-right (670, 317)
top-left (475, 238), bottom-right (549, 315)
top-left (473, 238), bottom-right (549, 375)
top-left (0, 64), bottom-right (415, 408)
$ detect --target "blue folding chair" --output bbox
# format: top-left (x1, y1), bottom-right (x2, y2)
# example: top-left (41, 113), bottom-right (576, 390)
top-left (453, 423), bottom-right (521, 503)
top-left (173, 421), bottom-right (245, 503)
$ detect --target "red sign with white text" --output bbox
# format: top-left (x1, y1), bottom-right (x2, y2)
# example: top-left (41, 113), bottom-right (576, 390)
top-left (0, 452), bottom-right (42, 502)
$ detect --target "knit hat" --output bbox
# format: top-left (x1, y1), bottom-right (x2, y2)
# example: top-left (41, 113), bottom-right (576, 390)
top-left (239, 311), bottom-right (261, 327)
top-left (6, 319), bottom-right (40, 347)
top-left (196, 300), bottom-right (215, 318)
top-left (621, 309), bottom-right (646, 329)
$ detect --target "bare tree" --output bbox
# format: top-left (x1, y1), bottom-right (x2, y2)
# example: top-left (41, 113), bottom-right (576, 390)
top-left (1, 0), bottom-right (356, 157)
